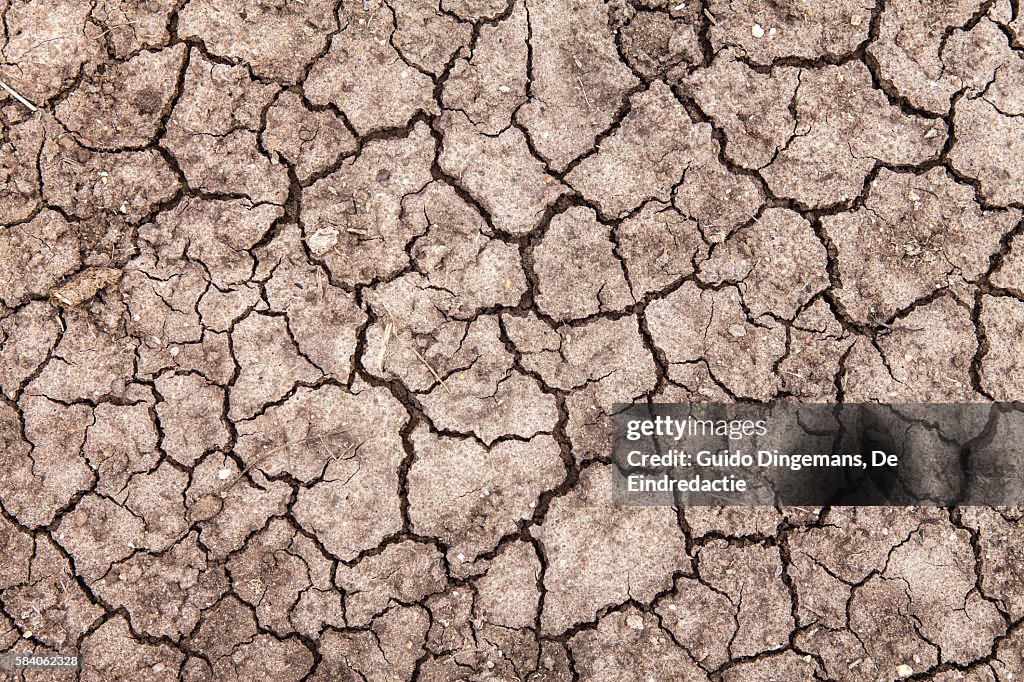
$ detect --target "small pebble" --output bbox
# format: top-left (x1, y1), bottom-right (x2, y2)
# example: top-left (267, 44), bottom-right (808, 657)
top-left (752, 23), bottom-right (765, 38)
top-left (896, 663), bottom-right (914, 678)
top-left (625, 613), bottom-right (645, 630)
top-left (217, 468), bottom-right (231, 480)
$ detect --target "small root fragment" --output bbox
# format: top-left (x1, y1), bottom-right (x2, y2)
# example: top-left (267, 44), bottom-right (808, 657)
top-left (223, 428), bottom-right (349, 493)
top-left (377, 319), bottom-right (393, 373)
top-left (405, 340), bottom-right (453, 395)
top-left (383, 310), bottom-right (453, 394)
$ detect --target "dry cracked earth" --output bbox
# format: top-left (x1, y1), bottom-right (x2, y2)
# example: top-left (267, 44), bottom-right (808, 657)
top-left (2, 0), bottom-right (1024, 680)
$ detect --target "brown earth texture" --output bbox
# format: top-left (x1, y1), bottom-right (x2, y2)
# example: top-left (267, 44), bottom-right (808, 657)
top-left (2, 0), bottom-right (1024, 680)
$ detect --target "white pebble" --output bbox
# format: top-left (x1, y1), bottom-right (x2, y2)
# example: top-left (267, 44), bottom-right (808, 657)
top-left (625, 613), bottom-right (645, 630)
top-left (217, 468), bottom-right (231, 480)
top-left (752, 23), bottom-right (765, 38)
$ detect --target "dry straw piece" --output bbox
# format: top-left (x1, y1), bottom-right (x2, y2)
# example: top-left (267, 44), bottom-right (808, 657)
top-left (0, 77), bottom-right (38, 112)
top-left (50, 267), bottom-right (123, 308)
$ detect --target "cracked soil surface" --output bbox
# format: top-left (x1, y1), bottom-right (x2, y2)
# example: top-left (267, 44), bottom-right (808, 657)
top-left (2, 0), bottom-right (1024, 680)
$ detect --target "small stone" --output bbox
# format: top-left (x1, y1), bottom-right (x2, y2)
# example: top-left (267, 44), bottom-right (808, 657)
top-left (728, 324), bottom-right (747, 338)
top-left (217, 468), bottom-right (232, 480)
top-left (752, 23), bottom-right (765, 38)
top-left (307, 226), bottom-right (339, 256)
top-left (896, 664), bottom-right (914, 678)
top-left (625, 613), bottom-right (645, 630)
